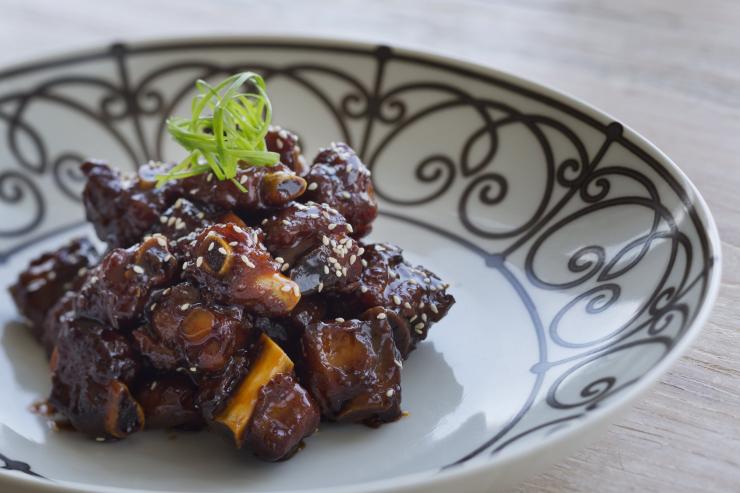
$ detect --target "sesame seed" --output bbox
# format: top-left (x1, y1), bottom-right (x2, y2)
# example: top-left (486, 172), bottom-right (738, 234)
top-left (189, 367), bottom-right (197, 372)
top-left (293, 285), bottom-right (301, 296)
top-left (328, 223), bottom-right (337, 230)
top-left (310, 213), bottom-right (320, 219)
top-left (218, 247), bottom-right (228, 255)
top-left (175, 199), bottom-right (183, 208)
top-left (361, 259), bottom-right (368, 267)
top-left (324, 266), bottom-right (330, 275)
top-left (159, 216), bottom-right (167, 224)
top-left (157, 237), bottom-right (167, 247)
top-left (282, 219), bottom-right (290, 226)
top-left (375, 245), bottom-right (385, 251)
top-left (175, 220), bottom-right (186, 230)
top-left (422, 313), bottom-right (428, 322)
top-left (335, 269), bottom-right (343, 277)
top-left (376, 312), bottom-right (387, 320)
top-left (233, 226), bottom-right (244, 234)
top-left (307, 182), bottom-right (318, 191)
top-left (357, 248), bottom-right (365, 255)
top-left (150, 303), bottom-right (157, 311)
top-left (404, 302), bottom-right (412, 310)
top-left (180, 304), bottom-right (190, 311)
top-left (410, 315), bottom-right (417, 322)
top-left (281, 263), bottom-right (290, 272)
top-left (240, 175), bottom-right (248, 184)
top-left (208, 242), bottom-right (214, 251)
top-left (275, 257), bottom-right (285, 264)
top-left (392, 295), bottom-right (401, 305)
top-left (328, 256), bottom-right (337, 264)
top-left (281, 285), bottom-right (292, 293)
top-left (261, 218), bottom-right (268, 225)
top-left (229, 241), bottom-right (238, 246)
top-left (275, 139), bottom-right (283, 150)
top-left (335, 317), bottom-right (345, 322)
top-left (350, 255), bottom-right (356, 264)
top-left (206, 173), bottom-right (213, 182)
top-left (395, 359), bottom-right (403, 368)
top-left (163, 288), bottom-right (171, 295)
top-left (241, 255), bottom-right (255, 268)
top-left (132, 265), bottom-right (144, 274)
top-left (167, 216), bottom-right (176, 226)
top-left (340, 191), bottom-right (351, 199)
top-left (196, 256), bottom-right (203, 267)
top-left (150, 381), bottom-right (157, 390)
top-left (317, 282), bottom-right (324, 293)
top-left (430, 304), bottom-right (439, 314)
top-left (386, 389), bottom-right (395, 397)
top-left (182, 261), bottom-right (189, 270)
top-left (322, 236), bottom-right (330, 246)
top-left (47, 271), bottom-right (56, 280)
top-left (361, 286), bottom-right (368, 293)
top-left (419, 301), bottom-right (425, 309)
top-left (78, 267), bottom-right (88, 276)
top-left (95, 437), bottom-right (105, 442)
top-left (164, 254), bottom-right (172, 262)
top-left (190, 188), bottom-right (199, 195)
top-left (346, 224), bottom-right (354, 233)
top-left (414, 322), bottom-right (424, 330)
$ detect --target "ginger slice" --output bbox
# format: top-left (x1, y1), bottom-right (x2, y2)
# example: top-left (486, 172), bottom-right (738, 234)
top-left (215, 334), bottom-right (294, 446)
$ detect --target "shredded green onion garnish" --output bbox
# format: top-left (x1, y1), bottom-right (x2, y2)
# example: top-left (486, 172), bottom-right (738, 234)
top-left (156, 72), bottom-right (280, 191)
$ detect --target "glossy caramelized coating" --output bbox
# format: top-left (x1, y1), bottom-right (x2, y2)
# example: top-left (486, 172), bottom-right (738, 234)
top-left (261, 202), bottom-right (362, 294)
top-left (9, 237), bottom-right (97, 331)
top-left (76, 235), bottom-right (177, 330)
top-left (300, 307), bottom-right (402, 424)
top-left (49, 317), bottom-right (143, 439)
top-left (179, 164), bottom-right (307, 213)
top-left (182, 223), bottom-right (301, 316)
top-left (135, 282), bottom-right (253, 373)
top-left (301, 143), bottom-right (378, 237)
top-left (266, 126), bottom-right (309, 176)
top-left (135, 374), bottom-right (204, 430)
top-left (82, 160), bottom-right (177, 248)
top-left (41, 292), bottom-right (76, 356)
top-left (345, 243), bottom-right (455, 358)
top-left (151, 198), bottom-right (211, 241)
top-left (244, 373), bottom-right (320, 461)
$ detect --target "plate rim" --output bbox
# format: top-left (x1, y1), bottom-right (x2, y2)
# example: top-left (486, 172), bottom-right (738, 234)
top-left (0, 33), bottom-right (723, 493)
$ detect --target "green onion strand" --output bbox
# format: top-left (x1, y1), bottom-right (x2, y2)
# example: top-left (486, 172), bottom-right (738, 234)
top-left (156, 71), bottom-right (279, 188)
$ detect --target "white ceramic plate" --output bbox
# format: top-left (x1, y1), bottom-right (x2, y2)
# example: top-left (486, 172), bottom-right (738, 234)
top-left (0, 37), bottom-right (721, 493)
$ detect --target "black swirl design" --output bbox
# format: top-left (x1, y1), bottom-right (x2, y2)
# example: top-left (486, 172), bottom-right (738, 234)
top-left (0, 40), bottom-right (716, 478)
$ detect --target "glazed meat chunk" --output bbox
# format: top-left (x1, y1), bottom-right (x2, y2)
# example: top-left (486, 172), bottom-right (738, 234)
top-left (49, 317), bottom-right (143, 439)
top-left (135, 374), bottom-right (204, 430)
top-left (261, 202), bottom-right (362, 295)
top-left (266, 126), bottom-right (309, 176)
top-left (300, 307), bottom-right (402, 425)
top-left (9, 237), bottom-right (97, 331)
top-left (133, 282), bottom-right (253, 374)
top-left (301, 143), bottom-right (378, 237)
top-left (76, 235), bottom-right (177, 330)
top-left (177, 164), bottom-right (306, 213)
top-left (347, 243), bottom-right (455, 358)
top-left (82, 160), bottom-right (178, 248)
top-left (181, 223), bottom-right (300, 316)
top-left (244, 373), bottom-right (320, 461)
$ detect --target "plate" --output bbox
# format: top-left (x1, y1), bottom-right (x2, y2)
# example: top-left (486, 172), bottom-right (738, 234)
top-left (0, 37), bottom-right (721, 493)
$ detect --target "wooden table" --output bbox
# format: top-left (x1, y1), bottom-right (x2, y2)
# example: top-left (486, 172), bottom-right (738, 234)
top-left (2, 0), bottom-right (738, 491)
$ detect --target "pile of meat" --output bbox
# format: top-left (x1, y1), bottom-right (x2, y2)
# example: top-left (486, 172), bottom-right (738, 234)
top-left (9, 128), bottom-right (455, 461)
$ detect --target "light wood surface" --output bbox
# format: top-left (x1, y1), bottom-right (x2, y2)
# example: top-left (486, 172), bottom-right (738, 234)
top-left (2, 0), bottom-right (738, 491)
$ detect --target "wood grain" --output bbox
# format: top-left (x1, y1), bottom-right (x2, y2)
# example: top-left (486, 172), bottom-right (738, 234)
top-left (1, 0), bottom-right (738, 491)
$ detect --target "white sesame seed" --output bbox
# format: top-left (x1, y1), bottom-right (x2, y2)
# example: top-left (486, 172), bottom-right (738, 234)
top-left (95, 437), bottom-right (105, 442)
top-left (349, 254), bottom-right (356, 264)
top-left (393, 295), bottom-right (402, 305)
top-left (335, 269), bottom-right (343, 278)
top-left (307, 182), bottom-right (318, 191)
top-left (324, 266), bottom-right (330, 275)
top-left (163, 288), bottom-right (171, 295)
top-left (240, 175), bottom-right (248, 184)
top-left (328, 256), bottom-right (337, 264)
top-left (196, 256), bottom-right (203, 267)
top-left (157, 237), bottom-right (167, 247)
top-left (240, 255), bottom-right (255, 268)
top-left (150, 303), bottom-right (157, 311)
top-left (132, 265), bottom-right (145, 274)
top-left (317, 282), bottom-right (324, 293)
top-left (150, 381), bottom-right (157, 390)
top-left (275, 257), bottom-right (285, 264)
top-left (190, 188), bottom-right (199, 195)
top-left (419, 301), bottom-right (425, 309)
top-left (160, 216), bottom-right (167, 224)
top-left (208, 242), bottom-right (214, 251)
top-left (404, 302), bottom-right (412, 310)
top-left (414, 322), bottom-right (424, 330)
top-left (167, 216), bottom-right (176, 226)
top-left (361, 259), bottom-right (368, 267)
top-left (190, 367), bottom-right (197, 372)
top-left (175, 220), bottom-right (186, 230)
top-left (164, 254), bottom-right (172, 262)
top-left (422, 313), bottom-right (428, 322)
top-left (375, 245), bottom-right (385, 251)
top-left (394, 359), bottom-right (403, 368)
top-left (207, 173), bottom-right (213, 182)
top-left (229, 241), bottom-right (238, 246)
top-left (275, 139), bottom-right (283, 150)
top-left (346, 224), bottom-right (354, 233)
top-left (78, 267), bottom-right (88, 277)
top-left (180, 304), bottom-right (190, 311)
top-left (182, 261), bottom-right (189, 270)
top-left (281, 285), bottom-right (292, 292)
top-left (410, 315), bottom-right (417, 322)
top-left (430, 304), bottom-right (439, 314)
top-left (233, 226), bottom-right (244, 234)
top-left (386, 389), bottom-right (395, 397)
top-left (218, 247), bottom-right (228, 255)
top-left (376, 312), bottom-right (387, 320)
top-left (261, 218), bottom-right (268, 225)
top-left (335, 317), bottom-right (345, 322)
top-left (281, 263), bottom-right (290, 272)
top-left (357, 248), bottom-right (365, 255)
top-left (322, 236), bottom-right (330, 246)
top-left (328, 223), bottom-right (337, 230)
top-left (361, 286), bottom-right (368, 293)
top-left (340, 191), bottom-right (351, 199)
